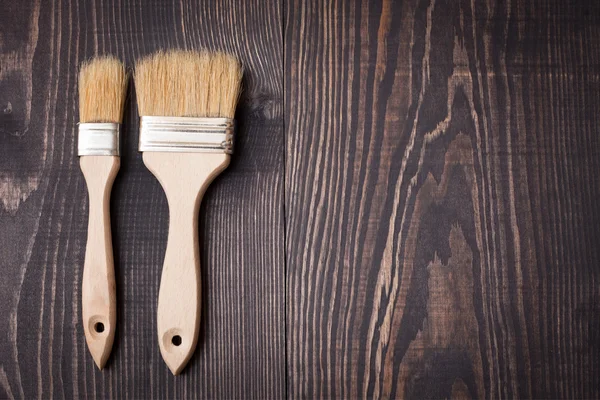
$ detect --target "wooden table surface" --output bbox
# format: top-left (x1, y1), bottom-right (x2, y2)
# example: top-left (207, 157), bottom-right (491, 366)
top-left (0, 0), bottom-right (598, 399)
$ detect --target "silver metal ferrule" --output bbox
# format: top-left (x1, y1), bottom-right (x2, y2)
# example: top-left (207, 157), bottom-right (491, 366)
top-left (138, 116), bottom-right (234, 154)
top-left (78, 123), bottom-right (120, 156)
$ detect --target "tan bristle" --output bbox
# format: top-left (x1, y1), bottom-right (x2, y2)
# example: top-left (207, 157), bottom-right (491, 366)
top-left (135, 50), bottom-right (242, 118)
top-left (78, 56), bottom-right (127, 123)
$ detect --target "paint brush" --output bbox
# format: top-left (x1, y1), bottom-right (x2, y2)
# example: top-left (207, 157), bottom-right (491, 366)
top-left (78, 56), bottom-right (127, 369)
top-left (135, 50), bottom-right (242, 375)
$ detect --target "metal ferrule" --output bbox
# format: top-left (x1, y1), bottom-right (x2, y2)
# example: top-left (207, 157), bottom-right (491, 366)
top-left (138, 116), bottom-right (234, 154)
top-left (78, 123), bottom-right (120, 156)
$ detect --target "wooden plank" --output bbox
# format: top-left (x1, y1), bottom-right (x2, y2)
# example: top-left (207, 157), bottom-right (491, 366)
top-left (0, 0), bottom-right (285, 398)
top-left (285, 0), bottom-right (600, 398)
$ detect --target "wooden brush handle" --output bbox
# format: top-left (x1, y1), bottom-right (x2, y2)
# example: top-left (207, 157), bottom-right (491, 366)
top-left (80, 156), bottom-right (119, 369)
top-left (142, 152), bottom-right (230, 375)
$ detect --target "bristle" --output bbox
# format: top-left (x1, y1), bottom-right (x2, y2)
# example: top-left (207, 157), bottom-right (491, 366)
top-left (135, 50), bottom-right (242, 118)
top-left (78, 56), bottom-right (127, 123)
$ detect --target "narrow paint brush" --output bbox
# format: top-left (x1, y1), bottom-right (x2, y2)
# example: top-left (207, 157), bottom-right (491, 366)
top-left (78, 56), bottom-right (127, 369)
top-left (135, 50), bottom-right (242, 375)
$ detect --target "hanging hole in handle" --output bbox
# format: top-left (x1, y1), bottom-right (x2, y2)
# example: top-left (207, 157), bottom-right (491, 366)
top-left (163, 328), bottom-right (184, 350)
top-left (95, 322), bottom-right (105, 333)
top-left (88, 316), bottom-right (108, 339)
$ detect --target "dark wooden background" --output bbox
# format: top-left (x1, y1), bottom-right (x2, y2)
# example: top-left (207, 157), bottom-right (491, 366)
top-left (0, 0), bottom-right (598, 399)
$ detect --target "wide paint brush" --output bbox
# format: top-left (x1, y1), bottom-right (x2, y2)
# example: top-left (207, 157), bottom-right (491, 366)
top-left (135, 50), bottom-right (242, 375)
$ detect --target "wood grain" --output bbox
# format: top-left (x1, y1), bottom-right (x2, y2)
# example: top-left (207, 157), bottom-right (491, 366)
top-left (2, 0), bottom-right (600, 398)
top-left (285, 0), bottom-right (600, 399)
top-left (0, 0), bottom-right (284, 399)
